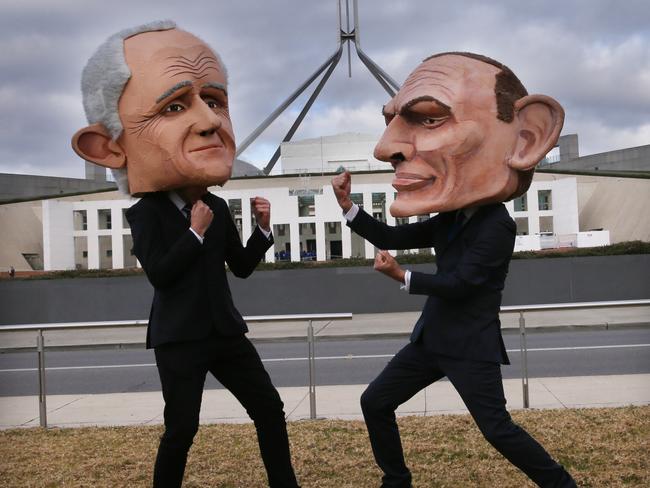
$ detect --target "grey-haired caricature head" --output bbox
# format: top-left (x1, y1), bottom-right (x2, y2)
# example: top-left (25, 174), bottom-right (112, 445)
top-left (72, 21), bottom-right (234, 196)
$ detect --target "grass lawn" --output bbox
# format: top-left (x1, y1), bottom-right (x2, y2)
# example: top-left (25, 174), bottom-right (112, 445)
top-left (1, 406), bottom-right (648, 487)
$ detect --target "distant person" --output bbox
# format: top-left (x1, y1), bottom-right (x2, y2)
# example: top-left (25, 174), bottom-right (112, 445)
top-left (72, 21), bottom-right (299, 488)
top-left (332, 52), bottom-right (575, 488)
top-left (9, 266), bottom-right (15, 278)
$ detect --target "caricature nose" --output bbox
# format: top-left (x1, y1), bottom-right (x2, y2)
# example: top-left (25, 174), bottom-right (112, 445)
top-left (373, 117), bottom-right (415, 164)
top-left (192, 100), bottom-right (222, 136)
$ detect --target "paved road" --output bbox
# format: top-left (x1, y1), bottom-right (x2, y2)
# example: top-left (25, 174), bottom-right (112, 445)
top-left (0, 327), bottom-right (648, 397)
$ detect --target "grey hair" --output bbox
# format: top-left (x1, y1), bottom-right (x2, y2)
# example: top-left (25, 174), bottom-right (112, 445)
top-left (80, 20), bottom-right (228, 193)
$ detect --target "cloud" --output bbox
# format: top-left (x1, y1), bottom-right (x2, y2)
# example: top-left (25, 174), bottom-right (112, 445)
top-left (0, 0), bottom-right (648, 179)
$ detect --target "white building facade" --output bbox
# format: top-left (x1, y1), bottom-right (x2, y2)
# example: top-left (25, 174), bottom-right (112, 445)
top-left (41, 171), bottom-right (608, 271)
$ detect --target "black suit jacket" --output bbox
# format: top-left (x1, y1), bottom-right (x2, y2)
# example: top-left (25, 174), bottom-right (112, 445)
top-left (349, 203), bottom-right (514, 364)
top-left (126, 192), bottom-right (272, 349)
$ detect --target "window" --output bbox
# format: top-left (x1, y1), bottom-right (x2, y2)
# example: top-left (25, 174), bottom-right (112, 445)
top-left (539, 216), bottom-right (554, 234)
top-left (515, 217), bottom-right (529, 235)
top-left (273, 224), bottom-right (291, 261)
top-left (122, 209), bottom-right (130, 229)
top-left (73, 210), bottom-right (87, 231)
top-left (513, 194), bottom-right (527, 212)
top-left (228, 199), bottom-right (243, 240)
top-left (538, 190), bottom-right (552, 211)
top-left (98, 209), bottom-right (112, 230)
top-left (298, 195), bottom-right (315, 217)
top-left (75, 236), bottom-right (88, 270)
top-left (350, 193), bottom-right (364, 209)
top-left (98, 235), bottom-right (112, 269)
top-left (372, 193), bottom-right (386, 223)
top-left (123, 234), bottom-right (137, 268)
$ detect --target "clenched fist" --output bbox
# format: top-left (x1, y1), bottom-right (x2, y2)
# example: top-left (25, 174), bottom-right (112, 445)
top-left (190, 200), bottom-right (213, 237)
top-left (374, 250), bottom-right (405, 284)
top-left (251, 196), bottom-right (271, 232)
top-left (331, 170), bottom-right (353, 212)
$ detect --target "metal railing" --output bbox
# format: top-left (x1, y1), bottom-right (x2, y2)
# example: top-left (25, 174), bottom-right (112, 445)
top-left (1, 299), bottom-right (648, 427)
top-left (500, 299), bottom-right (650, 408)
top-left (0, 313), bottom-right (353, 428)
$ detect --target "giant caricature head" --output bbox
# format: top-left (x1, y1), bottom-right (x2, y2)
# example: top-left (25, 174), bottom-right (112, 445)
top-left (72, 21), bottom-right (235, 196)
top-left (376, 52), bottom-right (564, 217)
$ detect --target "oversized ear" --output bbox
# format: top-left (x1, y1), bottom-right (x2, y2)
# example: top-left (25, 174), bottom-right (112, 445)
top-left (71, 123), bottom-right (126, 169)
top-left (509, 94), bottom-right (565, 171)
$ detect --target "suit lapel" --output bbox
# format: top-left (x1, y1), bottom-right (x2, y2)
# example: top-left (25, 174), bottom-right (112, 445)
top-left (152, 192), bottom-right (191, 235)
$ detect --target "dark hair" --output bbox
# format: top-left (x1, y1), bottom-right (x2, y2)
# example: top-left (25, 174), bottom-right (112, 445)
top-left (422, 52), bottom-right (532, 200)
top-left (423, 51), bottom-right (528, 123)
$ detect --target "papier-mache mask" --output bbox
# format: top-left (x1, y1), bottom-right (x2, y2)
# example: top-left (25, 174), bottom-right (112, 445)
top-left (375, 52), bottom-right (564, 217)
top-left (72, 21), bottom-right (235, 196)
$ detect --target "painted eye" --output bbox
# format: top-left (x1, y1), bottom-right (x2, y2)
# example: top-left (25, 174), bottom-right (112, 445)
top-left (164, 103), bottom-right (184, 113)
top-left (421, 116), bottom-right (446, 128)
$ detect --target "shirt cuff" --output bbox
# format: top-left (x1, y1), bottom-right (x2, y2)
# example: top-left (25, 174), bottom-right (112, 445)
top-left (400, 269), bottom-right (411, 292)
top-left (258, 225), bottom-right (272, 240)
top-left (344, 203), bottom-right (359, 222)
top-left (189, 227), bottom-right (204, 244)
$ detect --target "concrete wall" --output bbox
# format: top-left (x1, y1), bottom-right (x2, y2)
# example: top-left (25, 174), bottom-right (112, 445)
top-left (0, 173), bottom-right (116, 204)
top-left (0, 255), bottom-right (648, 325)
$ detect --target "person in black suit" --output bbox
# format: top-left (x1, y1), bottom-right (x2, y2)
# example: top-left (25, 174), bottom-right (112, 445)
top-left (332, 52), bottom-right (576, 488)
top-left (72, 22), bottom-right (299, 488)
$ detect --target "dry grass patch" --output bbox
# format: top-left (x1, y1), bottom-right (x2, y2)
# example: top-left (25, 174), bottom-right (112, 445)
top-left (0, 406), bottom-right (648, 487)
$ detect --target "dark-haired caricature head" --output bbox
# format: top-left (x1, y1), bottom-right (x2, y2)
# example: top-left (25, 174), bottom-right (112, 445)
top-left (376, 52), bottom-right (564, 216)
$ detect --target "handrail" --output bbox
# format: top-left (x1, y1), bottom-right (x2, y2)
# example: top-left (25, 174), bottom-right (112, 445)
top-left (2, 301), bottom-right (648, 334)
top-left (500, 299), bottom-right (650, 312)
top-left (0, 313), bottom-right (354, 333)
top-left (0, 313), bottom-right (353, 428)
top-left (1, 301), bottom-right (648, 427)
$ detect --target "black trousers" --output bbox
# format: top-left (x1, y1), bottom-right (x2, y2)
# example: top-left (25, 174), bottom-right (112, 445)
top-left (360, 341), bottom-right (577, 488)
top-left (153, 333), bottom-right (299, 488)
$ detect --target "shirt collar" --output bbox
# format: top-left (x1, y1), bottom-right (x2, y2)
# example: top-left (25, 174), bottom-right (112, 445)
top-left (167, 191), bottom-right (186, 212)
top-left (461, 206), bottom-right (479, 221)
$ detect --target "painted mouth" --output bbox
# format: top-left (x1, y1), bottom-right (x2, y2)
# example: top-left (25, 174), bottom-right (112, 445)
top-left (189, 144), bottom-right (224, 153)
top-left (392, 172), bottom-right (436, 192)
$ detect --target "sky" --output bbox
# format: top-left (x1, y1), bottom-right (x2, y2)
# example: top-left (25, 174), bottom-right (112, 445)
top-left (0, 0), bottom-right (649, 179)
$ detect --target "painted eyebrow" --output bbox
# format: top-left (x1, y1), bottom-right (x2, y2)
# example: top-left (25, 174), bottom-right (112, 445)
top-left (400, 95), bottom-right (451, 115)
top-left (202, 82), bottom-right (228, 96)
top-left (155, 81), bottom-right (193, 104)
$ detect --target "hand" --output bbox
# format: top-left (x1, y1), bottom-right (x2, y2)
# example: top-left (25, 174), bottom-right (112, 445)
top-left (190, 200), bottom-right (213, 237)
top-left (374, 250), bottom-right (405, 284)
top-left (251, 196), bottom-right (271, 231)
top-left (331, 170), bottom-right (353, 212)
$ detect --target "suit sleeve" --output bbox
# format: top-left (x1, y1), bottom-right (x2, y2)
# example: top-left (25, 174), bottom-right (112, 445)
top-left (126, 202), bottom-right (202, 289)
top-left (409, 213), bottom-right (515, 300)
top-left (348, 208), bottom-right (440, 250)
top-left (222, 202), bottom-right (273, 278)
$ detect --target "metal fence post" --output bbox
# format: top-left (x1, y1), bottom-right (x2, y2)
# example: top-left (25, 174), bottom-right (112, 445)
top-left (307, 320), bottom-right (317, 419)
top-left (36, 329), bottom-right (48, 428)
top-left (518, 311), bottom-right (530, 408)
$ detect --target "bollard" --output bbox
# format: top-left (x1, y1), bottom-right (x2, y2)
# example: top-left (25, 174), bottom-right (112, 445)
top-left (518, 311), bottom-right (530, 408)
top-left (307, 320), bottom-right (317, 419)
top-left (37, 329), bottom-right (48, 427)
